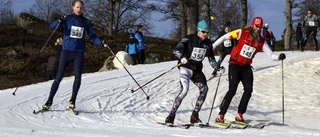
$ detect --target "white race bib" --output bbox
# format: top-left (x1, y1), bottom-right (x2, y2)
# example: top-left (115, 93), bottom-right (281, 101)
top-left (190, 47), bottom-right (207, 61)
top-left (70, 26), bottom-right (84, 39)
top-left (224, 39), bottom-right (232, 47)
top-left (308, 21), bottom-right (315, 26)
top-left (240, 44), bottom-right (256, 59)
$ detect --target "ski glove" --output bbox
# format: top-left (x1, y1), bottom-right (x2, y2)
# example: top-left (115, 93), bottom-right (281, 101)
top-left (180, 57), bottom-right (188, 64)
top-left (59, 15), bottom-right (66, 23)
top-left (217, 66), bottom-right (225, 74)
top-left (278, 53), bottom-right (286, 60)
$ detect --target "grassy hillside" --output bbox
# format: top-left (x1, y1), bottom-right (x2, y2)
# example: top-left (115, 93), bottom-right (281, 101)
top-left (0, 23), bottom-right (178, 90)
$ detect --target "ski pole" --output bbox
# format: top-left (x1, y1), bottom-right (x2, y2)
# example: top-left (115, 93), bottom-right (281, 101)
top-left (131, 64), bottom-right (180, 93)
top-left (104, 44), bottom-right (150, 100)
top-left (281, 60), bottom-right (284, 124)
top-left (206, 72), bottom-right (222, 125)
top-left (12, 21), bottom-right (61, 96)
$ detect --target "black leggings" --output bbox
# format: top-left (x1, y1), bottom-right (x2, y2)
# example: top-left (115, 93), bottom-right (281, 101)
top-left (48, 50), bottom-right (84, 103)
top-left (219, 63), bottom-right (253, 115)
top-left (303, 26), bottom-right (318, 48)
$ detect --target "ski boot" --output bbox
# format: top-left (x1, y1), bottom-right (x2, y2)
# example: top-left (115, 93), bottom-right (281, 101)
top-left (42, 101), bottom-right (52, 110)
top-left (215, 115), bottom-right (224, 123)
top-left (69, 100), bottom-right (76, 109)
top-left (315, 46), bottom-right (319, 51)
top-left (165, 112), bottom-right (175, 125)
top-left (235, 112), bottom-right (244, 122)
top-left (190, 111), bottom-right (202, 125)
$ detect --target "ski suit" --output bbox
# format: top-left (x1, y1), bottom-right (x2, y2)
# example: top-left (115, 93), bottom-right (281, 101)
top-left (48, 13), bottom-right (102, 103)
top-left (212, 28), bottom-right (278, 115)
top-left (302, 14), bottom-right (319, 49)
top-left (216, 29), bottom-right (235, 67)
top-left (170, 32), bottom-right (217, 114)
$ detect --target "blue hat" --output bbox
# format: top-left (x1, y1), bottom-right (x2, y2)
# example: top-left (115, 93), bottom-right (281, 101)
top-left (130, 34), bottom-right (135, 38)
top-left (197, 20), bottom-right (210, 31)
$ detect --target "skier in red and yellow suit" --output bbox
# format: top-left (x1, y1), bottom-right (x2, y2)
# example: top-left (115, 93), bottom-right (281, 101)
top-left (212, 17), bottom-right (286, 123)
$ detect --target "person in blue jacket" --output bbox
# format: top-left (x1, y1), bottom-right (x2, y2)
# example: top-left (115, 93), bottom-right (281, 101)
top-left (125, 34), bottom-right (139, 65)
top-left (42, 0), bottom-right (108, 110)
top-left (134, 25), bottom-right (146, 64)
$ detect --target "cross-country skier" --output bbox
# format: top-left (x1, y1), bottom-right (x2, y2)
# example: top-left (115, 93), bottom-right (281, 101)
top-left (211, 22), bottom-right (235, 77)
top-left (165, 20), bottom-right (219, 125)
top-left (42, 0), bottom-right (108, 110)
top-left (301, 10), bottom-right (319, 51)
top-left (212, 17), bottom-right (286, 123)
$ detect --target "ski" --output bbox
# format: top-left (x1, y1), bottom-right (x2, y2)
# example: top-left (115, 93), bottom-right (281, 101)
top-left (212, 121), bottom-right (248, 129)
top-left (66, 108), bottom-right (79, 115)
top-left (183, 123), bottom-right (231, 129)
top-left (207, 74), bottom-right (216, 81)
top-left (226, 120), bottom-right (265, 129)
top-left (156, 122), bottom-right (189, 128)
top-left (33, 109), bottom-right (49, 114)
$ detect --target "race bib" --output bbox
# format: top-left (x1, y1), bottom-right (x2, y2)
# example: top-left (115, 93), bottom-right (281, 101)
top-left (224, 40), bottom-right (232, 47)
top-left (70, 26), bottom-right (84, 39)
top-left (190, 47), bottom-right (207, 61)
top-left (240, 44), bottom-right (256, 59)
top-left (308, 21), bottom-right (315, 26)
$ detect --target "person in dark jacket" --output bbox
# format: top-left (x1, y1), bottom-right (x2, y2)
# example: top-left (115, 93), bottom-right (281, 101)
top-left (212, 22), bottom-right (235, 76)
top-left (46, 55), bottom-right (57, 80)
top-left (125, 34), bottom-right (139, 65)
top-left (164, 20), bottom-right (218, 125)
top-left (296, 23), bottom-right (303, 50)
top-left (269, 31), bottom-right (276, 51)
top-left (134, 25), bottom-right (146, 64)
top-left (263, 23), bottom-right (271, 46)
top-left (42, 0), bottom-right (108, 111)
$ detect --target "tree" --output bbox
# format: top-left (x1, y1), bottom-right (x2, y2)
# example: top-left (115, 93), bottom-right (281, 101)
top-left (85, 0), bottom-right (153, 38)
top-left (33, 0), bottom-right (60, 22)
top-left (0, 0), bottom-right (15, 24)
top-left (284, 0), bottom-right (294, 50)
top-left (241, 0), bottom-right (247, 28)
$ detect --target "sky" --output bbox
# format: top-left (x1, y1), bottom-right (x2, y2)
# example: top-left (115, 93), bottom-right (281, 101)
top-left (1, 50), bottom-right (320, 136)
top-left (12, 0), bottom-right (287, 40)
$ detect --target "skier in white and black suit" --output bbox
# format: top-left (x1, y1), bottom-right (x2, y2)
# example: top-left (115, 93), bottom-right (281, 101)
top-left (165, 20), bottom-right (219, 125)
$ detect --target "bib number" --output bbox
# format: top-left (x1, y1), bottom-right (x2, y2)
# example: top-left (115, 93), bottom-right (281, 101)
top-left (224, 40), bottom-right (232, 47)
top-left (190, 47), bottom-right (207, 61)
top-left (240, 44), bottom-right (256, 59)
top-left (308, 21), bottom-right (315, 26)
top-left (70, 26), bottom-right (84, 39)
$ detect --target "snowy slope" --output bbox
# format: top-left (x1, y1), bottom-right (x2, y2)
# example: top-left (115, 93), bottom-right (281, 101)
top-left (1, 51), bottom-right (320, 137)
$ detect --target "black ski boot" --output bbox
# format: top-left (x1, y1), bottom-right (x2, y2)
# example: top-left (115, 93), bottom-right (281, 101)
top-left (69, 100), bottom-right (76, 109)
top-left (190, 111), bottom-right (202, 125)
top-left (42, 100), bottom-right (52, 110)
top-left (165, 112), bottom-right (175, 125)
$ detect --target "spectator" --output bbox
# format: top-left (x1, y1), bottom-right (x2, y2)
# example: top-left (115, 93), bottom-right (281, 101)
top-left (263, 23), bottom-right (271, 46)
top-left (134, 25), bottom-right (146, 64)
top-left (296, 23), bottom-right (303, 50)
top-left (46, 54), bottom-right (57, 80)
top-left (125, 34), bottom-right (139, 65)
top-left (269, 31), bottom-right (276, 51)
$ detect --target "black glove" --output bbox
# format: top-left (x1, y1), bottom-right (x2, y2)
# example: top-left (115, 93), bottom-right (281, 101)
top-left (101, 40), bottom-right (107, 47)
top-left (59, 15), bottom-right (66, 22)
top-left (278, 53), bottom-right (286, 60)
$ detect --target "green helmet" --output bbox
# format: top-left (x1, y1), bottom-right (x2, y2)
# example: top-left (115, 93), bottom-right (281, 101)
top-left (197, 20), bottom-right (210, 31)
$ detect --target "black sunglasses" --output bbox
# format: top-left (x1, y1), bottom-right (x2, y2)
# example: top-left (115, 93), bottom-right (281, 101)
top-left (201, 31), bottom-right (209, 34)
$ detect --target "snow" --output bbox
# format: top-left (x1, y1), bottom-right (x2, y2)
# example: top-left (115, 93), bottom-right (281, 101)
top-left (1, 51), bottom-right (320, 137)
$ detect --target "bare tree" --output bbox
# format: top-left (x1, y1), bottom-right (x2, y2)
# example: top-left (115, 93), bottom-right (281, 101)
top-left (284, 0), bottom-right (294, 49)
top-left (32, 0), bottom-right (61, 22)
top-left (0, 0), bottom-right (15, 24)
top-left (85, 0), bottom-right (153, 38)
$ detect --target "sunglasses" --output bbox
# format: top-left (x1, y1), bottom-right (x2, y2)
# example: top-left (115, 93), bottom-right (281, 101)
top-left (254, 25), bottom-right (262, 28)
top-left (201, 31), bottom-right (209, 34)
